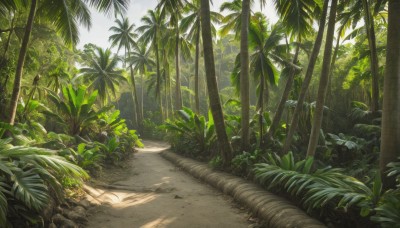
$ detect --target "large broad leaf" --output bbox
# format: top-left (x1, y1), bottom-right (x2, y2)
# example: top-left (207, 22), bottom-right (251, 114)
top-left (11, 169), bottom-right (49, 211)
top-left (22, 154), bottom-right (89, 179)
top-left (177, 109), bottom-right (191, 122)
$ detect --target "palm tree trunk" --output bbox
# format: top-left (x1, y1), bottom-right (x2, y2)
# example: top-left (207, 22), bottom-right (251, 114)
top-left (380, 0), bottom-right (400, 189)
top-left (200, 0), bottom-right (233, 166)
top-left (362, 0), bottom-right (380, 112)
top-left (282, 0), bottom-right (329, 154)
top-left (240, 0), bottom-right (251, 151)
top-left (195, 28), bottom-right (201, 113)
top-left (169, 65), bottom-right (174, 117)
top-left (175, 27), bottom-right (183, 110)
top-left (328, 30), bottom-right (342, 102)
top-left (267, 45), bottom-right (300, 140)
top-left (165, 68), bottom-right (169, 119)
top-left (258, 70), bottom-right (265, 147)
top-left (8, 0), bottom-right (37, 125)
top-left (130, 66), bottom-right (142, 129)
top-left (141, 65), bottom-right (146, 119)
top-left (306, 0), bottom-right (338, 157)
top-left (154, 31), bottom-right (163, 121)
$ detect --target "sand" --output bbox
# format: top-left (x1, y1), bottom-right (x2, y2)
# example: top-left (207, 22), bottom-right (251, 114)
top-left (85, 140), bottom-right (256, 228)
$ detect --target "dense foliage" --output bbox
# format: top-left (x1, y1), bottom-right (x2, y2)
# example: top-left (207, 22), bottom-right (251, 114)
top-left (1, 0), bottom-right (399, 227)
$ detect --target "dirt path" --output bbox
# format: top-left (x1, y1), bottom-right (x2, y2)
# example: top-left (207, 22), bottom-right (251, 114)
top-left (85, 140), bottom-right (256, 228)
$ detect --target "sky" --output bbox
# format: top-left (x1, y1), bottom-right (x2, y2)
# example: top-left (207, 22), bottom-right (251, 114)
top-left (77, 0), bottom-right (278, 51)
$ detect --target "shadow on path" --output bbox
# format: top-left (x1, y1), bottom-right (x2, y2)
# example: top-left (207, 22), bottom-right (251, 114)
top-left (85, 140), bottom-right (253, 228)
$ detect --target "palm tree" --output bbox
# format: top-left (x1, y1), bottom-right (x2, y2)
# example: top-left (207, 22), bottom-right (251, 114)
top-left (306, 0), bottom-right (338, 157)
top-left (380, 0), bottom-right (400, 189)
top-left (240, 0), bottom-right (251, 151)
top-left (267, 0), bottom-right (319, 140)
top-left (180, 0), bottom-right (222, 113)
top-left (281, 0), bottom-right (329, 154)
top-left (231, 16), bottom-right (295, 147)
top-left (248, 14), bottom-right (284, 146)
top-left (128, 44), bottom-right (155, 120)
top-left (79, 47), bottom-right (126, 104)
top-left (337, 0), bottom-right (381, 112)
top-left (200, 0), bottom-right (233, 166)
top-left (157, 0), bottom-right (185, 111)
top-left (219, 0), bottom-right (242, 38)
top-left (108, 16), bottom-right (142, 127)
top-left (109, 16), bottom-right (138, 65)
top-left (137, 9), bottom-right (164, 119)
top-left (6, 0), bottom-right (129, 125)
top-left (7, 0), bottom-right (37, 125)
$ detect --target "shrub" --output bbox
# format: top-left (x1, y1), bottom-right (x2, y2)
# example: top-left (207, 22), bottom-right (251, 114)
top-left (163, 108), bottom-right (217, 160)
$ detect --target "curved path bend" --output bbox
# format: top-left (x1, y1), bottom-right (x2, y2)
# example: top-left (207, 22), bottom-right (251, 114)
top-left (85, 140), bottom-right (254, 228)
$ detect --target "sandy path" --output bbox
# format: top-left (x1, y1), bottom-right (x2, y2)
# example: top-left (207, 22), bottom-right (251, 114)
top-left (85, 140), bottom-right (254, 228)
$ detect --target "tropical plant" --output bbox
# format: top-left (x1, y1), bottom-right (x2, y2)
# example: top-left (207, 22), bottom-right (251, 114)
top-left (46, 85), bottom-right (111, 135)
top-left (109, 16), bottom-right (138, 62)
top-left (96, 136), bottom-right (121, 163)
top-left (371, 158), bottom-right (400, 227)
top-left (180, 0), bottom-right (222, 113)
top-left (232, 149), bottom-right (266, 176)
top-left (137, 9), bottom-right (165, 118)
top-left (7, 0), bottom-right (129, 125)
top-left (267, 0), bottom-right (321, 141)
top-left (157, 0), bottom-right (186, 110)
top-left (164, 108), bottom-right (216, 158)
top-left (109, 16), bottom-right (142, 127)
top-left (78, 47), bottom-right (126, 104)
top-left (200, 0), bottom-right (233, 166)
top-left (306, 0), bottom-right (338, 157)
top-left (219, 0), bottom-right (242, 38)
top-left (70, 143), bottom-right (103, 170)
top-left (127, 43), bottom-right (155, 119)
top-left (379, 0), bottom-right (400, 189)
top-left (0, 138), bottom-right (88, 226)
top-left (281, 0), bottom-right (329, 154)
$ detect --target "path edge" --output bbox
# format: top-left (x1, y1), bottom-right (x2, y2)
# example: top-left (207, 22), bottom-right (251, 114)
top-left (160, 150), bottom-right (326, 228)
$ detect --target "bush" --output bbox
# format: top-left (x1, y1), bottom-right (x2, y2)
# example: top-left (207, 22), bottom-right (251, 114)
top-left (163, 108), bottom-right (217, 160)
top-left (0, 138), bottom-right (88, 226)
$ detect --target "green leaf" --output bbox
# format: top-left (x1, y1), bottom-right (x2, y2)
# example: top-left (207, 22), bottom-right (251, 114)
top-left (12, 169), bottom-right (49, 211)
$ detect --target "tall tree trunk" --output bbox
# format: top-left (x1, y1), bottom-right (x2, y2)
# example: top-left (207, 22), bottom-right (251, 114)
top-left (306, 0), bottom-right (338, 157)
top-left (130, 66), bottom-right (142, 129)
top-left (380, 0), bottom-right (400, 189)
top-left (195, 28), bottom-right (200, 113)
top-left (169, 64), bottom-right (174, 117)
top-left (175, 27), bottom-right (183, 110)
top-left (362, 0), bottom-right (380, 112)
top-left (141, 65), bottom-right (146, 120)
top-left (325, 29), bottom-right (343, 130)
top-left (328, 29), bottom-right (342, 103)
top-left (200, 0), bottom-right (233, 166)
top-left (8, 0), bottom-right (37, 125)
top-left (258, 70), bottom-right (265, 147)
top-left (267, 45), bottom-right (300, 140)
top-left (165, 66), bottom-right (169, 119)
top-left (240, 0), bottom-right (251, 151)
top-left (154, 31), bottom-right (163, 121)
top-left (282, 0), bottom-right (329, 154)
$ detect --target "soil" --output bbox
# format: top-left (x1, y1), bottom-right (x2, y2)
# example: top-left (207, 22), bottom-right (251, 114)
top-left (84, 140), bottom-right (259, 228)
